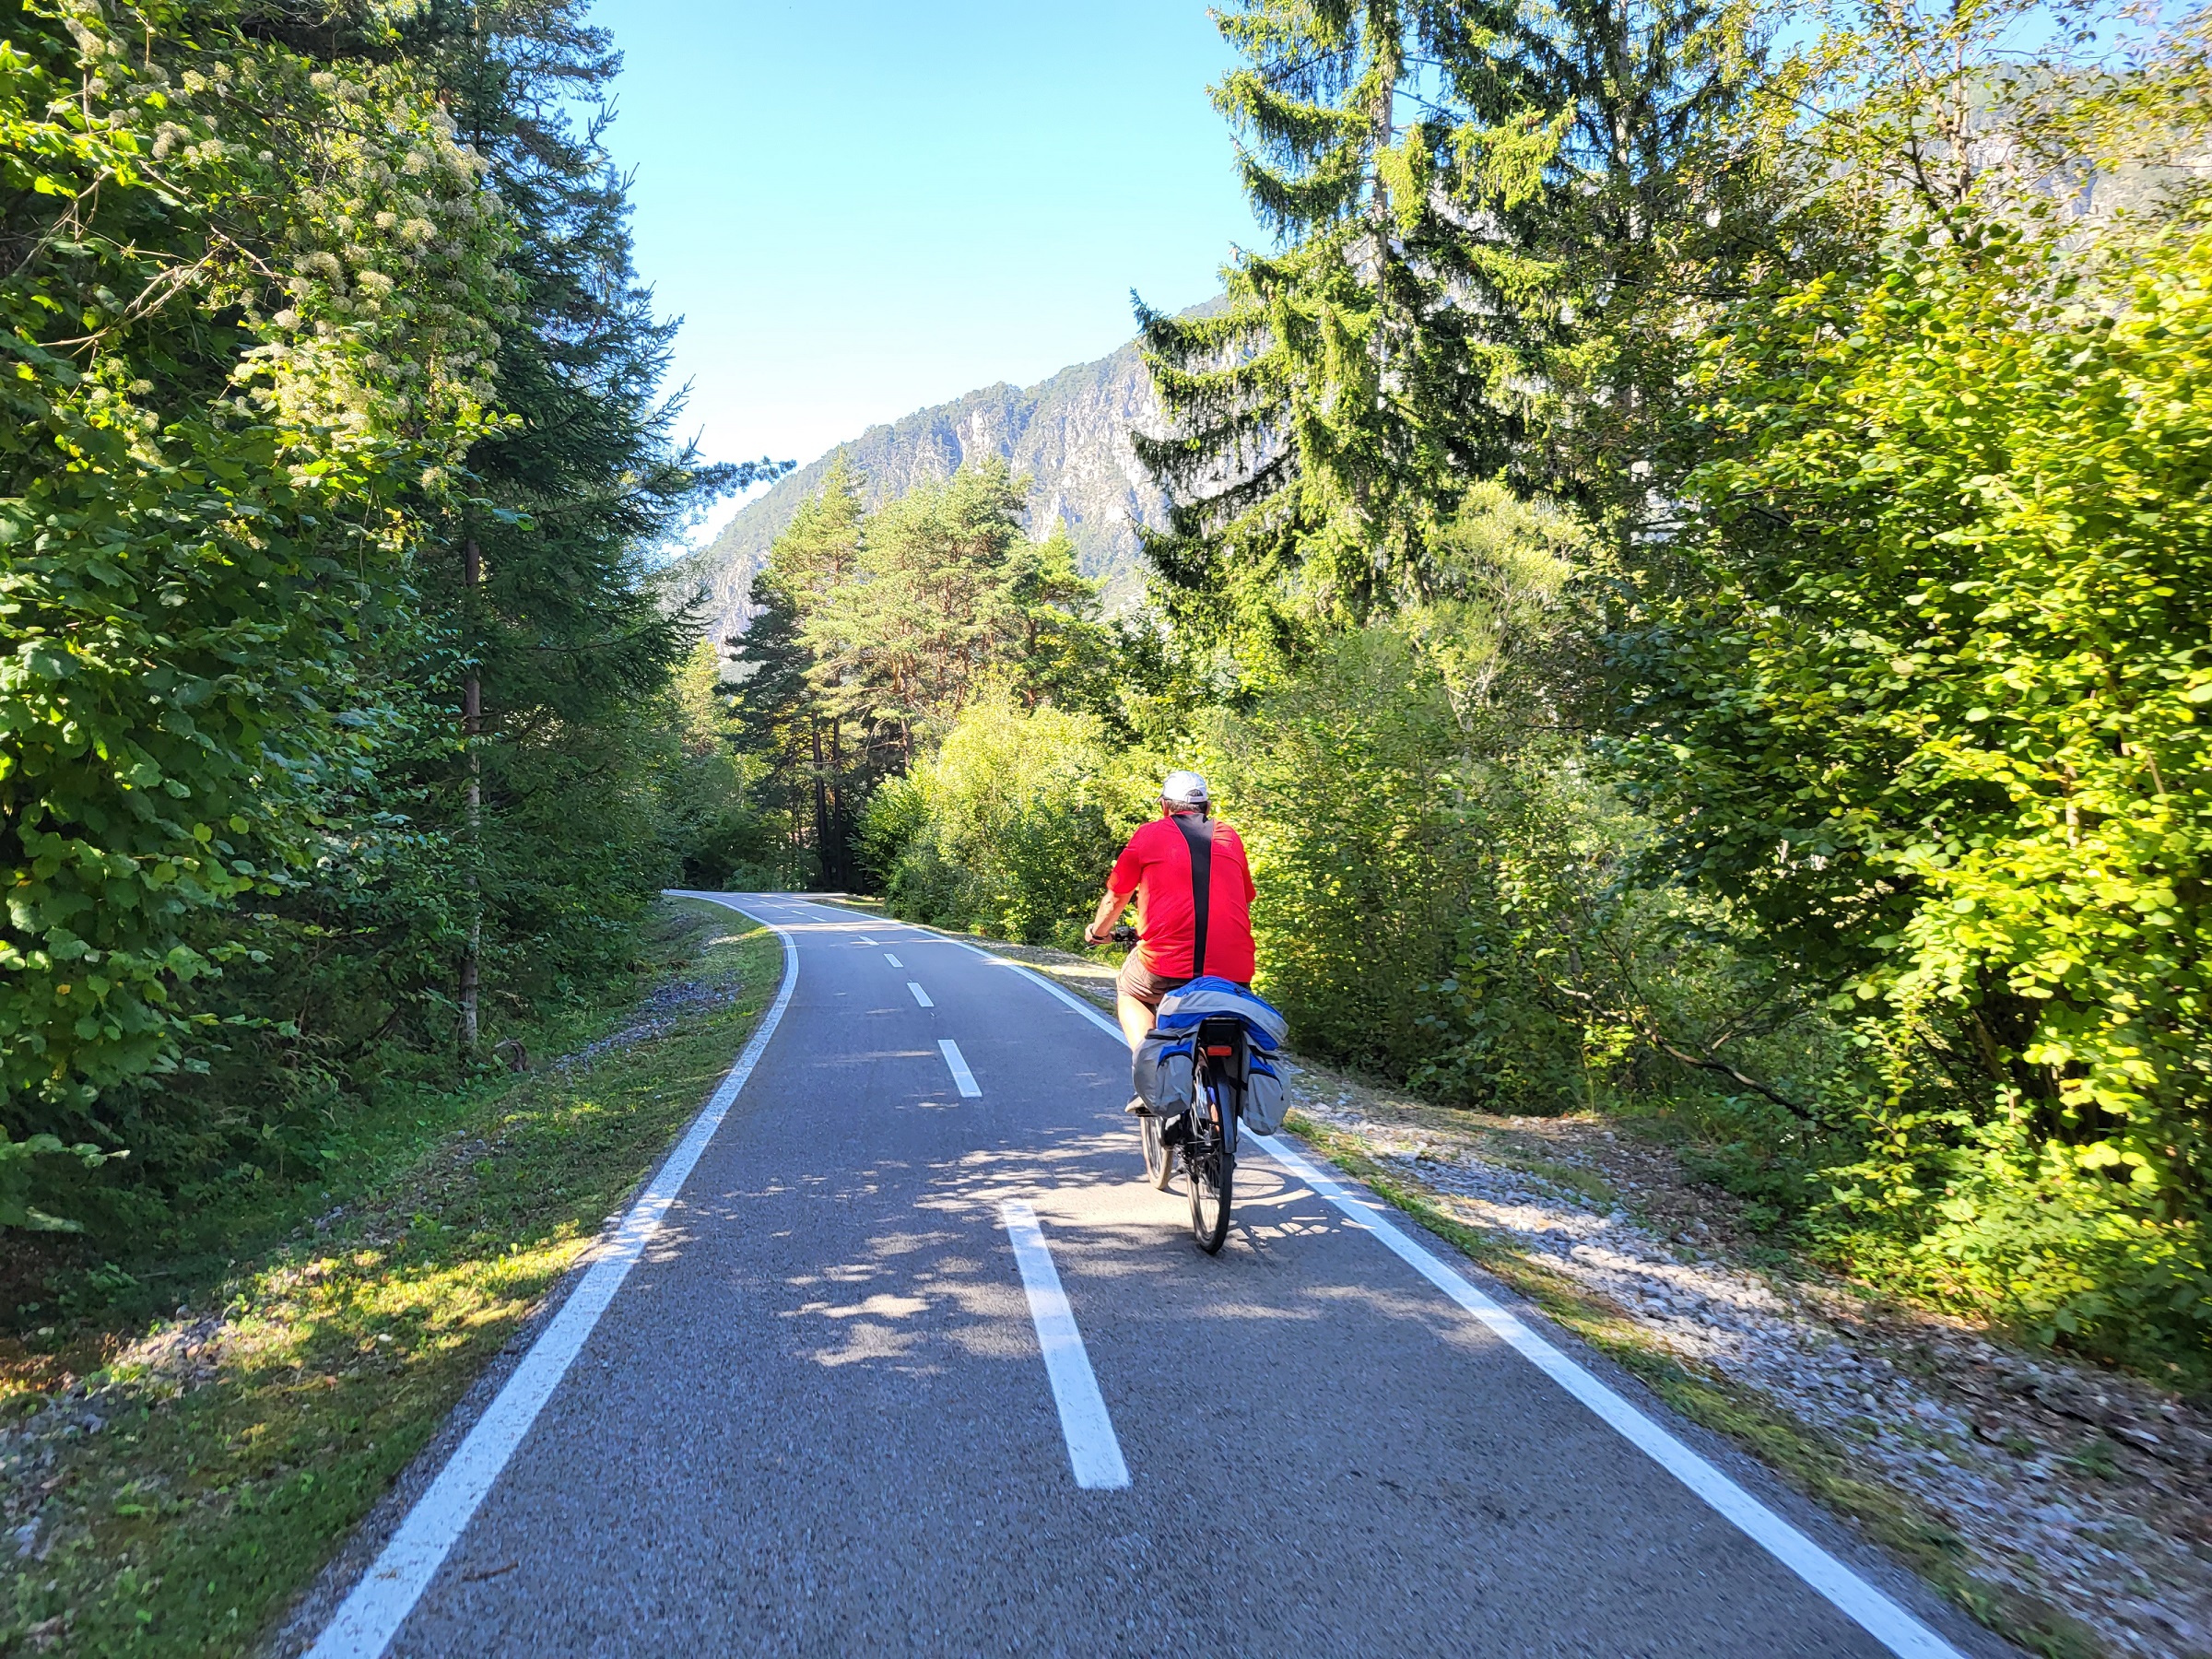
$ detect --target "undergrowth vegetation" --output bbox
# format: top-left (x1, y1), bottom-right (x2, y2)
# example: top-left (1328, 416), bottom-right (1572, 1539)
top-left (0, 900), bottom-right (780, 1656)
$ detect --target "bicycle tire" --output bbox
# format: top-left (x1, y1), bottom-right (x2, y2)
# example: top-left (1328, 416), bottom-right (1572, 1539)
top-left (1140, 1113), bottom-right (1172, 1190)
top-left (1188, 1133), bottom-right (1232, 1253)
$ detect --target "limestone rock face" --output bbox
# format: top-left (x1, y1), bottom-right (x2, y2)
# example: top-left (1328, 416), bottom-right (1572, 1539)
top-left (665, 337), bottom-right (1165, 652)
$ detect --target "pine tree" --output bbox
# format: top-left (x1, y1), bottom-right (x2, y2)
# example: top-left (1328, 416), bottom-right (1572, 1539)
top-left (727, 570), bottom-right (831, 885)
top-left (729, 462), bottom-right (1112, 888)
top-left (803, 463), bottom-right (1030, 763)
top-left (725, 460), bottom-right (867, 886)
top-left (417, 0), bottom-right (786, 1028)
top-left (1137, 0), bottom-right (1770, 642)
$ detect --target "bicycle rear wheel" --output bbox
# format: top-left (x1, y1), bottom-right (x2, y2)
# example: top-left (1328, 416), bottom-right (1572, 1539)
top-left (1188, 1118), bottom-right (1232, 1253)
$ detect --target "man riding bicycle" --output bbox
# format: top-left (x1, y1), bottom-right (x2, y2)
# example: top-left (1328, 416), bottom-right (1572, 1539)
top-left (1082, 770), bottom-right (1256, 1055)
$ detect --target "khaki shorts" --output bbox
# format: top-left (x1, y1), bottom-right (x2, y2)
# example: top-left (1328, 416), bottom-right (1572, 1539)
top-left (1115, 951), bottom-right (1192, 1009)
top-left (1115, 952), bottom-right (1251, 1009)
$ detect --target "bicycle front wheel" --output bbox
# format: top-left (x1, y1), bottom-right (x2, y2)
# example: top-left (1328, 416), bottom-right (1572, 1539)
top-left (1141, 1113), bottom-right (1172, 1190)
top-left (1188, 1135), bottom-right (1233, 1253)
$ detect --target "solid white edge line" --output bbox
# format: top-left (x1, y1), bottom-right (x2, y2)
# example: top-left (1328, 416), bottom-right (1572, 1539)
top-left (916, 919), bottom-right (1962, 1659)
top-left (1247, 1131), bottom-right (1965, 1659)
top-left (755, 903), bottom-right (1962, 1655)
top-left (937, 1037), bottom-right (982, 1097)
top-left (908, 981), bottom-right (934, 1008)
top-left (306, 895), bottom-right (800, 1659)
top-left (999, 1200), bottom-right (1131, 1490)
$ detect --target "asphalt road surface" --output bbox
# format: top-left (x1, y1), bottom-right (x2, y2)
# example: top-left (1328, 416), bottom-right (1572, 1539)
top-left (306, 894), bottom-right (2008, 1659)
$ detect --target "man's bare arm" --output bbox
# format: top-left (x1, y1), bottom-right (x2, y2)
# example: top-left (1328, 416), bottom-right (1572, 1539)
top-left (1084, 887), bottom-right (1131, 946)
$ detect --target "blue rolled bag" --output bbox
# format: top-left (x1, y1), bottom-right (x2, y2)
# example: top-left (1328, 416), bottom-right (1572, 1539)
top-left (1134, 976), bottom-right (1290, 1133)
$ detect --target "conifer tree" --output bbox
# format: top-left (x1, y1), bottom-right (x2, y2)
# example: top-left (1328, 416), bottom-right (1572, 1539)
top-left (1138, 0), bottom-right (1770, 641)
top-left (727, 462), bottom-right (868, 887)
top-left (415, 0), bottom-right (786, 1023)
top-left (1137, 0), bottom-right (1482, 640)
top-left (728, 462), bottom-right (1112, 888)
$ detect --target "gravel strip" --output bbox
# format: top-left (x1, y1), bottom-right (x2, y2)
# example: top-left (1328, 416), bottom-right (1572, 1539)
top-left (553, 979), bottom-right (735, 1071)
top-left (1289, 1086), bottom-right (2212, 1659)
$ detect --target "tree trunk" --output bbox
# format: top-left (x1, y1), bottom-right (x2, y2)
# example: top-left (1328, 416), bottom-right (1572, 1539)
top-left (828, 717), bottom-right (846, 888)
top-left (459, 535), bottom-right (483, 1054)
top-left (808, 719), bottom-right (830, 886)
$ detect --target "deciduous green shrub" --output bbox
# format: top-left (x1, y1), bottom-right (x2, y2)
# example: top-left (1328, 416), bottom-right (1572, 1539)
top-left (1630, 220), bottom-right (2212, 1360)
top-left (0, 0), bottom-right (510, 1218)
top-left (865, 692), bottom-right (1154, 945)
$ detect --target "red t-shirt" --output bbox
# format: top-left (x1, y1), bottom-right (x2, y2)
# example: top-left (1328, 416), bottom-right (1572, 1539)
top-left (1108, 813), bottom-right (1256, 982)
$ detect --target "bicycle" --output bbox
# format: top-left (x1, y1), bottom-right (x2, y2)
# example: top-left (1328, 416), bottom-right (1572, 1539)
top-left (1179, 1014), bottom-right (1245, 1253)
top-left (1112, 925), bottom-right (1243, 1254)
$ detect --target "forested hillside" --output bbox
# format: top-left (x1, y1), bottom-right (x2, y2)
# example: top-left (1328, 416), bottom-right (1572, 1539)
top-left (0, 0), bottom-right (776, 1261)
top-left (725, 0), bottom-right (2212, 1383)
top-left (666, 334), bottom-right (1169, 651)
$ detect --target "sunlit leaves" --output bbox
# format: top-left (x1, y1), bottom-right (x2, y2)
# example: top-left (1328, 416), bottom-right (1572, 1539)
top-left (1, 0), bottom-right (512, 1165)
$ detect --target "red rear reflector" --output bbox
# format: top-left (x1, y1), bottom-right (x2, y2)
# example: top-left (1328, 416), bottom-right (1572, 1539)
top-left (1206, 1045), bottom-right (1233, 1056)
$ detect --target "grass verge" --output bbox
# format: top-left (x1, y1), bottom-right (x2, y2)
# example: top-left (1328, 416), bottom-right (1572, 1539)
top-left (1284, 1110), bottom-right (2105, 1659)
top-left (0, 899), bottom-right (781, 1658)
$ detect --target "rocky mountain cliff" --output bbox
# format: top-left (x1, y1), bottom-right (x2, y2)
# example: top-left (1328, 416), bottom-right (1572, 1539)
top-left (665, 336), bottom-right (1166, 652)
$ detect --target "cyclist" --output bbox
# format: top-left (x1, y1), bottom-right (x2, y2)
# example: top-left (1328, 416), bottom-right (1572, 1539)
top-left (1082, 770), bottom-right (1256, 1059)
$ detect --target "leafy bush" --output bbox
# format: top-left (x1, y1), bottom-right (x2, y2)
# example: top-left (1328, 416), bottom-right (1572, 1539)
top-left (1, 1), bottom-right (730, 1247)
top-left (1198, 629), bottom-right (1489, 1078)
top-left (1625, 218), bottom-right (2212, 1360)
top-left (865, 692), bottom-right (1153, 945)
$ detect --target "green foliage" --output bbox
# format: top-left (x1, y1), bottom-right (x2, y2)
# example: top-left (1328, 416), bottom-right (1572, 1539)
top-left (1, 0), bottom-right (507, 1136)
top-left (1, 0), bottom-right (745, 1240)
top-left (1127, 0), bottom-right (2212, 1372)
top-left (1200, 629), bottom-right (1482, 1075)
top-left (1137, 0), bottom-right (1772, 641)
top-left (1625, 217), bottom-right (2212, 1353)
top-left (865, 692), bottom-right (1154, 945)
top-left (660, 641), bottom-right (776, 888)
top-left (1606, 3), bottom-right (2212, 1359)
top-left (730, 460), bottom-right (1117, 889)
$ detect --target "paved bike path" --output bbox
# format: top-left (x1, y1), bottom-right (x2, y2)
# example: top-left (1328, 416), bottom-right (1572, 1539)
top-left (347, 894), bottom-right (2001, 1657)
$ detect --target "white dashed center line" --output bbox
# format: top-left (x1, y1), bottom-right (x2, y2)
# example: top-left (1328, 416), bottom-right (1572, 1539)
top-left (908, 981), bottom-right (934, 1008)
top-left (937, 1038), bottom-right (981, 1097)
top-left (999, 1201), bottom-right (1130, 1490)
top-left (885, 953), bottom-right (903, 968)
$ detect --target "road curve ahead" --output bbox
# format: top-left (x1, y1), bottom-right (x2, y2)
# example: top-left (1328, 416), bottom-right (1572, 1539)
top-left (310, 894), bottom-right (2004, 1659)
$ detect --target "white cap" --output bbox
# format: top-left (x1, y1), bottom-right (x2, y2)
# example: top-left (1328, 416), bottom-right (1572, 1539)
top-left (1160, 770), bottom-right (1210, 807)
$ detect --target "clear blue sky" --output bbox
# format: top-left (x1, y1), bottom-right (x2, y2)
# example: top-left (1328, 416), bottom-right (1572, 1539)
top-left (589, 0), bottom-right (1265, 535)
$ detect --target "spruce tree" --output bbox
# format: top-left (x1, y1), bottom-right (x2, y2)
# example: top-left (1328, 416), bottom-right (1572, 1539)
top-left (1138, 0), bottom-right (1770, 642)
top-left (418, 0), bottom-right (786, 1022)
top-left (1136, 0), bottom-right (1484, 640)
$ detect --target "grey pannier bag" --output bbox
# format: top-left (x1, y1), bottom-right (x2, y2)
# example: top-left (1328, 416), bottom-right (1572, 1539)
top-left (1133, 1028), bottom-right (1196, 1114)
top-left (1241, 1053), bottom-right (1288, 1134)
top-left (1151, 975), bottom-right (1290, 1131)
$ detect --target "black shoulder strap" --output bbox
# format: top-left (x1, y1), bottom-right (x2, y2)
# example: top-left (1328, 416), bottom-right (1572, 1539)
top-left (1172, 814), bottom-right (1215, 979)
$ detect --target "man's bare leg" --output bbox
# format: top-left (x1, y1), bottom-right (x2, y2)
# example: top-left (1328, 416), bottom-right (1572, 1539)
top-left (1117, 992), bottom-right (1153, 1053)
